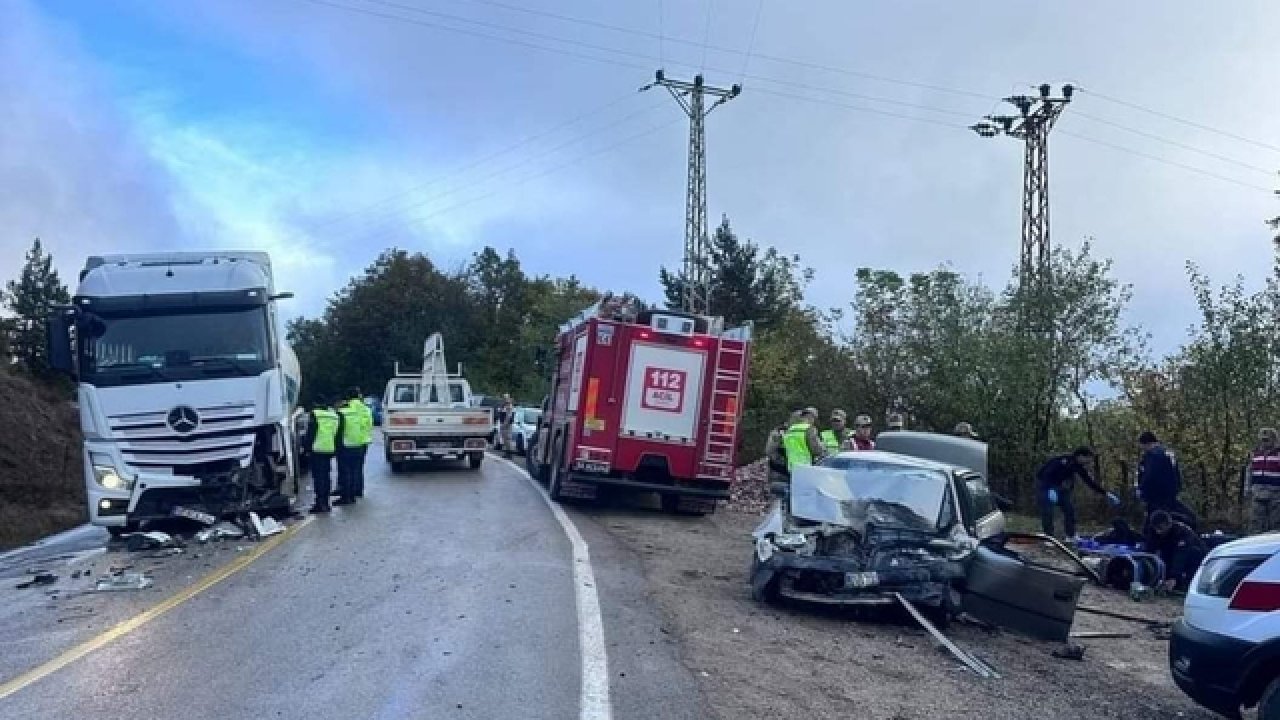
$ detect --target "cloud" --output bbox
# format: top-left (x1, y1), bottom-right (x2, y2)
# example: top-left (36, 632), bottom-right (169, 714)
top-left (0, 0), bottom-right (188, 285)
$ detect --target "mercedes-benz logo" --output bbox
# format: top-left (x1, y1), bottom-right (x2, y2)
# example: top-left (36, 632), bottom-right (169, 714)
top-left (167, 405), bottom-right (200, 434)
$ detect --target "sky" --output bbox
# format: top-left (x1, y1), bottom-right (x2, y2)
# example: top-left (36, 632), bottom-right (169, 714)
top-left (3, 0), bottom-right (1279, 357)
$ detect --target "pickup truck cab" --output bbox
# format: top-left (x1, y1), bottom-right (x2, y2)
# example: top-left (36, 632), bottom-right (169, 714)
top-left (381, 375), bottom-right (492, 472)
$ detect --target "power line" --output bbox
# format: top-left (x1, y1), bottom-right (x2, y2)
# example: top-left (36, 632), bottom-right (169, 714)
top-left (1058, 130), bottom-right (1274, 193)
top-left (751, 86), bottom-right (969, 131)
top-left (316, 90), bottom-right (644, 232)
top-left (414, 0), bottom-right (993, 100)
top-left (1076, 86), bottom-right (1280, 155)
top-left (740, 0), bottom-right (765, 81)
top-left (354, 117), bottom-right (682, 246)
top-left (1071, 110), bottom-right (1274, 176)
top-left (317, 101), bottom-right (670, 247)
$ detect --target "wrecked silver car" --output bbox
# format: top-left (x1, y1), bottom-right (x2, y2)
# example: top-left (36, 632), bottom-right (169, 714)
top-left (752, 442), bottom-right (1088, 642)
top-left (752, 452), bottom-right (992, 615)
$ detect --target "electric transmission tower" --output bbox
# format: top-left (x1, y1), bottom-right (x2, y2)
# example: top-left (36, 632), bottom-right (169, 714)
top-left (642, 70), bottom-right (741, 316)
top-left (971, 84), bottom-right (1073, 307)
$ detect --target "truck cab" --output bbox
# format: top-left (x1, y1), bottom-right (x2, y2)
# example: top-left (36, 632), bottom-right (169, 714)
top-left (46, 252), bottom-right (300, 534)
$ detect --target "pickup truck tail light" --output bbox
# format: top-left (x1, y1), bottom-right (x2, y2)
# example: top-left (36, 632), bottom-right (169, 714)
top-left (388, 416), bottom-right (418, 426)
top-left (463, 416), bottom-right (489, 425)
top-left (1229, 580), bottom-right (1280, 612)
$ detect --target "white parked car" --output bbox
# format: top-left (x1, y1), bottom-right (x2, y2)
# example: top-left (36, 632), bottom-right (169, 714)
top-left (1170, 532), bottom-right (1280, 718)
top-left (493, 406), bottom-right (541, 455)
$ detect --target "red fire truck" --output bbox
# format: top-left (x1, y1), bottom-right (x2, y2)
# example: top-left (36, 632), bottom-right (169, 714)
top-left (527, 296), bottom-right (752, 514)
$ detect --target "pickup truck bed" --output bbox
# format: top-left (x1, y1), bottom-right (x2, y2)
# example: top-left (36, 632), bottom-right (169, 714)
top-left (382, 405), bottom-right (492, 471)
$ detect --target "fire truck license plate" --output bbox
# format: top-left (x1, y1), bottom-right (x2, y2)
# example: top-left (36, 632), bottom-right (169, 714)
top-left (642, 367), bottom-right (687, 412)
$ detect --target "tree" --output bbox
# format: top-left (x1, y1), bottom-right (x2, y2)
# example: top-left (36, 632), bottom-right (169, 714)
top-left (660, 215), bottom-right (806, 330)
top-left (4, 238), bottom-right (70, 376)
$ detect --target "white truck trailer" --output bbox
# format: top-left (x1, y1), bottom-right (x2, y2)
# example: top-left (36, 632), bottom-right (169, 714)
top-left (46, 252), bottom-right (301, 535)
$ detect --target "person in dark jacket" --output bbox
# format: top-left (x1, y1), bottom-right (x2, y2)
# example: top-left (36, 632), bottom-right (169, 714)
top-left (1137, 431), bottom-right (1197, 531)
top-left (1036, 447), bottom-right (1120, 539)
top-left (1144, 510), bottom-right (1207, 592)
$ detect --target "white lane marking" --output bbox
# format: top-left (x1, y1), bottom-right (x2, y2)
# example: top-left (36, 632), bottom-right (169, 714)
top-left (493, 455), bottom-right (612, 720)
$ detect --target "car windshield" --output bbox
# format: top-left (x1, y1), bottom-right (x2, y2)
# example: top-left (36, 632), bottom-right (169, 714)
top-left (792, 458), bottom-right (950, 533)
top-left (79, 307), bottom-right (271, 387)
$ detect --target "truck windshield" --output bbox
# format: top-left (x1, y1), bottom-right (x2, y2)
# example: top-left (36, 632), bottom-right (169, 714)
top-left (80, 307), bottom-right (272, 387)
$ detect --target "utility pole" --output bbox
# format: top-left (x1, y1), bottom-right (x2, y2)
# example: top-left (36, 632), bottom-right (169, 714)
top-left (642, 70), bottom-right (741, 316)
top-left (971, 84), bottom-right (1073, 312)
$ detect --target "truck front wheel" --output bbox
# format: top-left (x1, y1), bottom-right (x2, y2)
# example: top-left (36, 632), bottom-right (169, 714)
top-left (468, 452), bottom-right (484, 470)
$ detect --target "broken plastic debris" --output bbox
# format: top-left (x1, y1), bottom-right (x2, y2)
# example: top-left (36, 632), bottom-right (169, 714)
top-left (1052, 643), bottom-right (1087, 661)
top-left (95, 573), bottom-right (153, 592)
top-left (125, 531), bottom-right (176, 552)
top-left (15, 572), bottom-right (58, 589)
top-left (249, 512), bottom-right (284, 538)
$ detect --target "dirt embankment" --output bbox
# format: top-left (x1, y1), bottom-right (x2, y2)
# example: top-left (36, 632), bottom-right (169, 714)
top-left (584, 461), bottom-right (1215, 720)
top-left (0, 367), bottom-right (85, 549)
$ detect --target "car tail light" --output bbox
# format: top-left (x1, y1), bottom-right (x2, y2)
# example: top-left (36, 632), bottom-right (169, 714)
top-left (1229, 580), bottom-right (1280, 612)
top-left (1198, 555), bottom-right (1267, 598)
top-left (389, 416), bottom-right (417, 426)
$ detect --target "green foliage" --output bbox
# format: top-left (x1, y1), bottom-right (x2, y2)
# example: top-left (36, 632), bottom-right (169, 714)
top-left (3, 238), bottom-right (71, 377)
top-left (289, 247), bottom-right (599, 407)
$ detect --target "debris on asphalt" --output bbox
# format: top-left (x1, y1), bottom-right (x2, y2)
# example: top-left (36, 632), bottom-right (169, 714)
top-left (125, 531), bottom-right (182, 552)
top-left (249, 512), bottom-right (284, 538)
top-left (895, 593), bottom-right (1000, 679)
top-left (171, 505), bottom-right (218, 526)
top-left (147, 548), bottom-right (184, 559)
top-left (197, 521), bottom-right (247, 543)
top-left (1069, 631), bottom-right (1132, 640)
top-left (1052, 643), bottom-right (1087, 661)
top-left (15, 572), bottom-right (58, 589)
top-left (95, 572), bottom-right (153, 592)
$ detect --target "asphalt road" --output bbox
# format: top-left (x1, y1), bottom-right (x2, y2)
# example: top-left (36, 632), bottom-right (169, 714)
top-left (0, 449), bottom-right (702, 719)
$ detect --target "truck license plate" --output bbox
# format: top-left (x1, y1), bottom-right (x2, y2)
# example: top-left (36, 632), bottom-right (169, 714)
top-left (576, 461), bottom-right (609, 474)
top-left (428, 441), bottom-right (453, 449)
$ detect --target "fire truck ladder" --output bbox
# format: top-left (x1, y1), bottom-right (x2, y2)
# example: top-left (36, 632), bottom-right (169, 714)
top-left (700, 324), bottom-right (752, 477)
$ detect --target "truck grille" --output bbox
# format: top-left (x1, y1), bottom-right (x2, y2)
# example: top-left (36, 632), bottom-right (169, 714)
top-left (108, 404), bottom-right (256, 471)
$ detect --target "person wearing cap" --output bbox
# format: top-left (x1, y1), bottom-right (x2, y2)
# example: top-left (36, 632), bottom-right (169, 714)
top-left (1137, 431), bottom-right (1196, 531)
top-left (1246, 427), bottom-right (1280, 533)
top-left (884, 412), bottom-right (905, 433)
top-left (1035, 447), bottom-right (1119, 539)
top-left (953, 422), bottom-right (978, 440)
top-left (782, 407), bottom-right (827, 470)
top-left (820, 410), bottom-right (852, 454)
top-left (846, 414), bottom-right (876, 451)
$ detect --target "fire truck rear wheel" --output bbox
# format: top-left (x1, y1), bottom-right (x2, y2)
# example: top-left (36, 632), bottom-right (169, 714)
top-left (548, 437), bottom-right (568, 502)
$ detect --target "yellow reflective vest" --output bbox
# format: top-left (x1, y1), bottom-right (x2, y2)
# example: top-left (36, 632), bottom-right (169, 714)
top-left (311, 408), bottom-right (339, 455)
top-left (783, 423), bottom-right (813, 470)
top-left (338, 403), bottom-right (364, 448)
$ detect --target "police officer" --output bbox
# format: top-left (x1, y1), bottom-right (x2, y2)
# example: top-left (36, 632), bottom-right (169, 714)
top-left (1036, 447), bottom-right (1119, 539)
top-left (335, 389), bottom-right (365, 506)
top-left (820, 410), bottom-right (852, 454)
top-left (352, 388), bottom-right (374, 498)
top-left (304, 396), bottom-right (341, 514)
top-left (782, 407), bottom-right (827, 470)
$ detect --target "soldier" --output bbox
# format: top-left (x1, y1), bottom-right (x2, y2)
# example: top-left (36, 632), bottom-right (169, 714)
top-left (820, 410), bottom-right (852, 454)
top-left (846, 414), bottom-right (876, 451)
top-left (1246, 428), bottom-right (1280, 533)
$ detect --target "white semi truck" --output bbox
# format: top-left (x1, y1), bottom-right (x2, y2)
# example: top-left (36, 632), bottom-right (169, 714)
top-left (47, 252), bottom-right (301, 535)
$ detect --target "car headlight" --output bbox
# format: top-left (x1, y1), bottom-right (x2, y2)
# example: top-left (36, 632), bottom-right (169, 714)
top-left (90, 453), bottom-right (132, 491)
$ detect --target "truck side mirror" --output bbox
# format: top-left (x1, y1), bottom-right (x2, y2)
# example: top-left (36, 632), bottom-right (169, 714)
top-left (46, 309), bottom-right (76, 378)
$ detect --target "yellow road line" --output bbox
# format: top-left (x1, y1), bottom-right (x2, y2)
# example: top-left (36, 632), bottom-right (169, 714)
top-left (0, 515), bottom-right (314, 702)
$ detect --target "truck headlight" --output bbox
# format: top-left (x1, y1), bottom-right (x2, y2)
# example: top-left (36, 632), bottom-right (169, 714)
top-left (90, 453), bottom-right (132, 491)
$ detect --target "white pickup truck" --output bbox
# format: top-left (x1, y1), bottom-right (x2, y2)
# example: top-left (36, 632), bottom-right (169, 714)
top-left (381, 334), bottom-right (492, 472)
